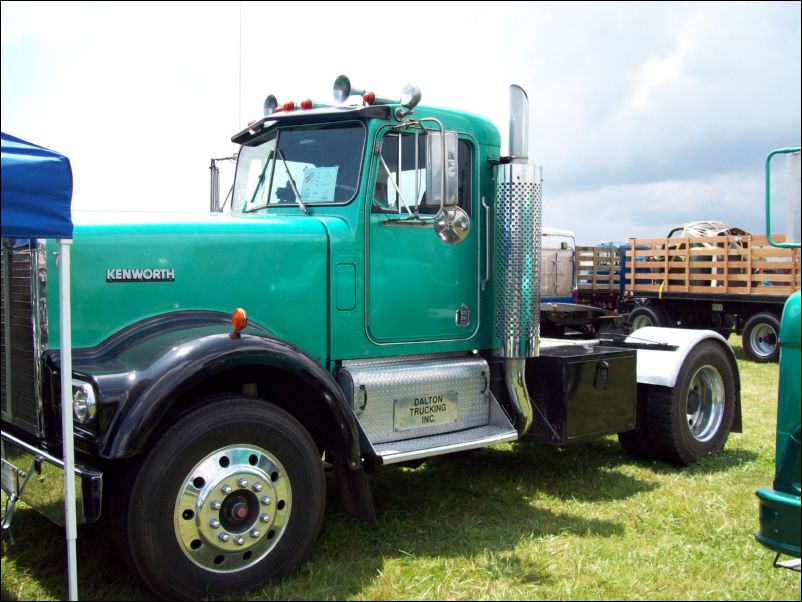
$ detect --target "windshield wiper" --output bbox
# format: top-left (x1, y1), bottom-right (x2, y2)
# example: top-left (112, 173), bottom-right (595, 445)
top-left (276, 149), bottom-right (309, 215)
top-left (248, 149), bottom-right (274, 208)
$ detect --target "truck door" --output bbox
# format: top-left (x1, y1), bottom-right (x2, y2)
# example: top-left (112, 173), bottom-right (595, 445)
top-left (366, 131), bottom-right (478, 343)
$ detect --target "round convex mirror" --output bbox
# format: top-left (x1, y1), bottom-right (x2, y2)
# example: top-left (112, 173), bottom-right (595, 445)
top-left (434, 206), bottom-right (470, 244)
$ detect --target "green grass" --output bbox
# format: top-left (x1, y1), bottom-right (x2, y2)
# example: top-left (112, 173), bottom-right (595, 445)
top-left (2, 340), bottom-right (800, 600)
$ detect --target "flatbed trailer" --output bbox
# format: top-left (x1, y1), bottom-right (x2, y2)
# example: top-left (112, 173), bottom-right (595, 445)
top-left (577, 234), bottom-right (801, 361)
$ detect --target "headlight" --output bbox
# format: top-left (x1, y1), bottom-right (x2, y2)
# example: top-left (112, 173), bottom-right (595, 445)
top-left (72, 380), bottom-right (97, 423)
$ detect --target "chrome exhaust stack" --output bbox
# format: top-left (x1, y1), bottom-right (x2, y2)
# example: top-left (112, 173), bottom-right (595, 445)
top-left (494, 85), bottom-right (542, 435)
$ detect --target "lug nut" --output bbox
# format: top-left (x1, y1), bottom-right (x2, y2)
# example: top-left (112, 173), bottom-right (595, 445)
top-left (250, 529), bottom-right (260, 538)
top-left (221, 484), bottom-right (232, 494)
top-left (235, 536), bottom-right (245, 546)
top-left (252, 483), bottom-right (263, 492)
top-left (210, 500), bottom-right (221, 510)
top-left (209, 519), bottom-right (220, 529)
top-left (237, 478), bottom-right (248, 488)
top-left (218, 533), bottom-right (230, 542)
top-left (259, 513), bottom-right (270, 523)
top-left (260, 496), bottom-right (271, 506)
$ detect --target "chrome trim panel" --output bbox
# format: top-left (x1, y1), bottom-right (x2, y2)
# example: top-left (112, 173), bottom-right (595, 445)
top-left (337, 355), bottom-right (490, 444)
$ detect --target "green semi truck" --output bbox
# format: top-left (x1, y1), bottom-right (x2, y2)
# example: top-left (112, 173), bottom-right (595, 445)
top-left (2, 77), bottom-right (743, 599)
top-left (755, 147), bottom-right (801, 569)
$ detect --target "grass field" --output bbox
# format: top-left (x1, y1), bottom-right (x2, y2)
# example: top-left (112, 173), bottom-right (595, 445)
top-left (2, 340), bottom-right (800, 601)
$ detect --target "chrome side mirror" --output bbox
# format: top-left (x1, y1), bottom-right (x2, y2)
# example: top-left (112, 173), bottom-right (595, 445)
top-left (766, 148), bottom-right (801, 247)
top-left (426, 131), bottom-right (458, 208)
top-left (426, 130), bottom-right (464, 243)
top-left (434, 206), bottom-right (470, 244)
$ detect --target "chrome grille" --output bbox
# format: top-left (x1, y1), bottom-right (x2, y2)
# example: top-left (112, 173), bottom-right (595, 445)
top-left (1, 240), bottom-right (46, 435)
top-left (494, 163), bottom-right (542, 358)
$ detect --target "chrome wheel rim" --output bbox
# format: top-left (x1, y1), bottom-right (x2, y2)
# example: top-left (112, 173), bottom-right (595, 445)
top-left (685, 365), bottom-right (725, 443)
top-left (749, 323), bottom-right (777, 358)
top-left (174, 445), bottom-right (291, 573)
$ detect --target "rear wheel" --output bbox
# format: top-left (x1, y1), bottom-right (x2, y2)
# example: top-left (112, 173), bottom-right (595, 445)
top-left (124, 397), bottom-right (325, 600)
top-left (646, 341), bottom-right (736, 465)
top-left (742, 312), bottom-right (780, 363)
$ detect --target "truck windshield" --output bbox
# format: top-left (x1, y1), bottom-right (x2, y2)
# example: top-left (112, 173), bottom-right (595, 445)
top-left (233, 123), bottom-right (365, 212)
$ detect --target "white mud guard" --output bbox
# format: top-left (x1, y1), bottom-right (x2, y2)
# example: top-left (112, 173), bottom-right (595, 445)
top-left (627, 326), bottom-right (733, 387)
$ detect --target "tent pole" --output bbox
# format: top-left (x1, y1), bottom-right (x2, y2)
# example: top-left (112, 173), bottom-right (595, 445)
top-left (58, 239), bottom-right (78, 601)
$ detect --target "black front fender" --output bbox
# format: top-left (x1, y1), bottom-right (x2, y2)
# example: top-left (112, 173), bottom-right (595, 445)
top-left (51, 311), bottom-right (360, 468)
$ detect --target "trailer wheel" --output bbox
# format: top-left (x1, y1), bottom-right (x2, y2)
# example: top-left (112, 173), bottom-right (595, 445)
top-left (646, 341), bottom-right (735, 465)
top-left (628, 304), bottom-right (671, 331)
top-left (124, 396), bottom-right (325, 600)
top-left (742, 312), bottom-right (780, 363)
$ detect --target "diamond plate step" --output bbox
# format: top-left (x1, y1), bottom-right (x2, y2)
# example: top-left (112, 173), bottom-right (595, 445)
top-left (374, 423), bottom-right (517, 465)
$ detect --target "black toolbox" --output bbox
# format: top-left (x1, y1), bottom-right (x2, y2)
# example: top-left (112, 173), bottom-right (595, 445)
top-left (524, 345), bottom-right (637, 444)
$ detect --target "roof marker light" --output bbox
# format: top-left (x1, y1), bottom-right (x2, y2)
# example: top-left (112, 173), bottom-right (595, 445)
top-left (300, 99), bottom-right (313, 110)
top-left (362, 91), bottom-right (376, 106)
top-left (283, 101), bottom-right (296, 112)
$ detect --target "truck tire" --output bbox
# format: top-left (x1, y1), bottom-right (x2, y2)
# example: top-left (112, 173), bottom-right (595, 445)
top-left (646, 341), bottom-right (736, 466)
top-left (124, 396), bottom-right (325, 600)
top-left (742, 312), bottom-right (780, 363)
top-left (628, 304), bottom-right (671, 331)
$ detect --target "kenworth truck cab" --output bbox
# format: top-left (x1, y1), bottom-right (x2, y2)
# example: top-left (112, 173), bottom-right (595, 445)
top-left (2, 77), bottom-right (742, 600)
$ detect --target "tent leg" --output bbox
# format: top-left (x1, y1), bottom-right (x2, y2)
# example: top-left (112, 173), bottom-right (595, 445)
top-left (58, 239), bottom-right (78, 601)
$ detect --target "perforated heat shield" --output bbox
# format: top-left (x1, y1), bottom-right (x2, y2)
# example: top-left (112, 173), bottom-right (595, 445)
top-left (494, 163), bottom-right (542, 358)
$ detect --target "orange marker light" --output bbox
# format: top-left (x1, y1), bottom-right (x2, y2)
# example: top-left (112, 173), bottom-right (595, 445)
top-left (231, 308), bottom-right (248, 332)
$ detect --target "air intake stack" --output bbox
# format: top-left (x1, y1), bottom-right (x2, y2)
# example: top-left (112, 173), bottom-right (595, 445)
top-left (494, 85), bottom-right (542, 435)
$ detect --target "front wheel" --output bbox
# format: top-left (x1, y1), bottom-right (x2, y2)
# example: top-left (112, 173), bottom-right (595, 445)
top-left (124, 397), bottom-right (325, 600)
top-left (646, 341), bottom-right (736, 466)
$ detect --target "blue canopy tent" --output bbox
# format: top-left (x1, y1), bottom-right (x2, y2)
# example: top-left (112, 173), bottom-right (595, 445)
top-left (1, 132), bottom-right (79, 600)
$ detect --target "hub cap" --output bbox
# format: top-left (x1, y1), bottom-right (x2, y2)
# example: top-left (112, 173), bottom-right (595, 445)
top-left (749, 323), bottom-right (777, 359)
top-left (174, 445), bottom-right (291, 573)
top-left (631, 314), bottom-right (654, 330)
top-left (685, 365), bottom-right (725, 443)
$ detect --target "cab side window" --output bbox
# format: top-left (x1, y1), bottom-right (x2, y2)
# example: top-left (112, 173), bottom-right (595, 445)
top-left (373, 133), bottom-right (472, 215)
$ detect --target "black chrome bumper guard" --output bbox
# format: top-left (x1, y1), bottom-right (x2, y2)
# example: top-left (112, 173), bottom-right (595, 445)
top-left (1, 430), bottom-right (102, 529)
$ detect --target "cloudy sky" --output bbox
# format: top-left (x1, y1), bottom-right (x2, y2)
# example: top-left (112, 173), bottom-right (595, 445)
top-left (2, 1), bottom-right (800, 244)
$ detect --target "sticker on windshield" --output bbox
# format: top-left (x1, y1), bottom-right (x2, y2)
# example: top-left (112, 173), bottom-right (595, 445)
top-left (301, 166), bottom-right (339, 202)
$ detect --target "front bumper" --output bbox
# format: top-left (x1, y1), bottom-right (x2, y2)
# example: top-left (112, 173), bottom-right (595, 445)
top-left (755, 487), bottom-right (801, 557)
top-left (1, 430), bottom-right (103, 527)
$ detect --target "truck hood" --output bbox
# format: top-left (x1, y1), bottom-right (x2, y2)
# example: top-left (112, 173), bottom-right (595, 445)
top-left (47, 210), bottom-right (331, 363)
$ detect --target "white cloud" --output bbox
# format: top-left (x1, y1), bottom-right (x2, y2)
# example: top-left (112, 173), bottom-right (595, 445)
top-left (1, 1), bottom-right (100, 43)
top-left (630, 35), bottom-right (692, 109)
top-left (1, 1), bottom-right (800, 232)
top-left (545, 170), bottom-right (764, 245)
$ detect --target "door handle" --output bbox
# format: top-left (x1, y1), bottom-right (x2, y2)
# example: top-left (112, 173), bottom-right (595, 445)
top-left (482, 196), bottom-right (491, 291)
